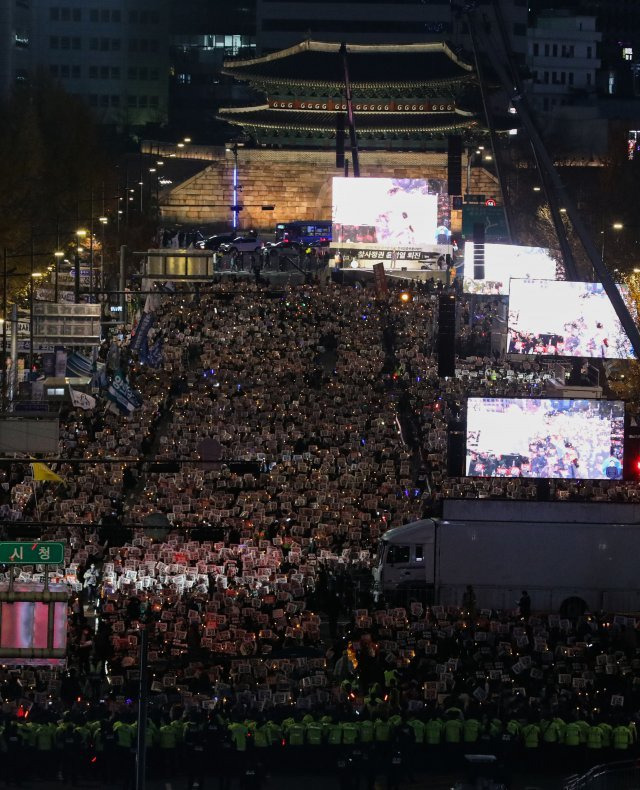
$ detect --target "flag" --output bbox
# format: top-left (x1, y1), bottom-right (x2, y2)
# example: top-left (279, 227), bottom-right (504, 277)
top-left (131, 310), bottom-right (155, 353)
top-left (69, 386), bottom-right (96, 411)
top-left (31, 463), bottom-right (63, 484)
top-left (106, 370), bottom-right (143, 414)
top-left (147, 338), bottom-right (164, 368)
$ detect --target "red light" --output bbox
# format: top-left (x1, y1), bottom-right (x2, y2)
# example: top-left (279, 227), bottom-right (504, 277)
top-left (91, 757), bottom-right (97, 764)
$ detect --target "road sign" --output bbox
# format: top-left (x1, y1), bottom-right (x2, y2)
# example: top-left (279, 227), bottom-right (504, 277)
top-left (485, 198), bottom-right (497, 207)
top-left (0, 542), bottom-right (64, 564)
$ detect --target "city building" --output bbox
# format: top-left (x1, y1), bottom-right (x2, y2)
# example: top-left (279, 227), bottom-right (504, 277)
top-left (168, 0), bottom-right (257, 141)
top-left (26, 0), bottom-right (170, 128)
top-left (526, 10), bottom-right (601, 114)
top-left (0, 0), bottom-right (32, 99)
top-left (255, 0), bottom-right (529, 59)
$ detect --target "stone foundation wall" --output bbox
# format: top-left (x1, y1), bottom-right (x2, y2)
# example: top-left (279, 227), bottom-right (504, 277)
top-left (160, 147), bottom-right (500, 233)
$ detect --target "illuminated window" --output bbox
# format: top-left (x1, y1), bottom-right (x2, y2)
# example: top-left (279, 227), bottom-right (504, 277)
top-left (623, 47), bottom-right (633, 61)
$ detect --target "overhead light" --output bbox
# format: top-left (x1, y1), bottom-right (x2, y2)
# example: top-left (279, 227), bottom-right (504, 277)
top-left (533, 186), bottom-right (541, 192)
top-left (613, 222), bottom-right (623, 230)
top-left (508, 128), bottom-right (518, 135)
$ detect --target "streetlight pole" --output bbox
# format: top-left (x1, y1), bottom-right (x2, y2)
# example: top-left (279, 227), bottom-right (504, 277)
top-left (29, 234), bottom-right (34, 374)
top-left (2, 248), bottom-right (6, 412)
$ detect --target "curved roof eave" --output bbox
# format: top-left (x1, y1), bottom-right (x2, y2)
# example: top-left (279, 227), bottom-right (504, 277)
top-left (223, 39), bottom-right (474, 72)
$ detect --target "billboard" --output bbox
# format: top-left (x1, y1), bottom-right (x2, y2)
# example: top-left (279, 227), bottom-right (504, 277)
top-left (507, 279), bottom-right (635, 359)
top-left (465, 397), bottom-right (625, 480)
top-left (332, 177), bottom-right (449, 248)
top-left (462, 243), bottom-right (562, 295)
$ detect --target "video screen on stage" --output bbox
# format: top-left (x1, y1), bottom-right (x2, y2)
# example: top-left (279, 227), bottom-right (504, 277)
top-left (466, 397), bottom-right (625, 480)
top-left (332, 177), bottom-right (449, 247)
top-left (507, 279), bottom-right (635, 359)
top-left (462, 243), bottom-right (562, 295)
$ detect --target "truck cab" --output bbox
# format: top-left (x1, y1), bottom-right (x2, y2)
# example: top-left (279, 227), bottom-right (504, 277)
top-left (373, 518), bottom-right (436, 600)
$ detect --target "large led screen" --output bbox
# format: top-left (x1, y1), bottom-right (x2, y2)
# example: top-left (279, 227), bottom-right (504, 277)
top-left (462, 243), bottom-right (562, 295)
top-left (466, 398), bottom-right (625, 479)
top-left (332, 177), bottom-right (447, 247)
top-left (507, 279), bottom-right (635, 359)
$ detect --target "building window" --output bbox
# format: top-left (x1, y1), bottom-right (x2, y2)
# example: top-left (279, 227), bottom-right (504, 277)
top-left (100, 38), bottom-right (110, 51)
top-left (139, 67), bottom-right (148, 80)
top-left (623, 47), bottom-right (633, 61)
top-left (129, 39), bottom-right (138, 52)
top-left (100, 66), bottom-right (109, 79)
top-left (128, 67), bottom-right (137, 80)
top-left (111, 66), bottom-right (120, 79)
top-left (129, 10), bottom-right (138, 23)
top-left (72, 65), bottom-right (80, 78)
top-left (101, 9), bottom-right (109, 22)
top-left (72, 37), bottom-right (81, 50)
top-left (544, 71), bottom-right (549, 84)
top-left (177, 73), bottom-right (191, 84)
top-left (568, 72), bottom-right (574, 85)
top-left (127, 95), bottom-right (137, 108)
top-left (560, 71), bottom-right (566, 84)
top-left (150, 95), bottom-right (159, 108)
top-left (60, 7), bottom-right (70, 21)
top-left (89, 94), bottom-right (98, 107)
top-left (50, 7), bottom-right (59, 20)
top-left (90, 9), bottom-right (98, 22)
top-left (608, 72), bottom-right (615, 93)
top-left (89, 66), bottom-right (97, 78)
top-left (100, 95), bottom-right (109, 107)
top-left (552, 44), bottom-right (557, 57)
top-left (533, 43), bottom-right (539, 56)
top-left (50, 64), bottom-right (59, 76)
top-left (587, 46), bottom-right (592, 59)
top-left (112, 10), bottom-right (120, 22)
top-left (50, 36), bottom-right (59, 49)
top-left (112, 39), bottom-right (121, 51)
top-left (149, 68), bottom-right (159, 81)
top-left (544, 44), bottom-right (549, 56)
top-left (138, 95), bottom-right (148, 108)
top-left (111, 95), bottom-right (120, 106)
top-left (60, 36), bottom-right (70, 50)
top-left (60, 64), bottom-right (69, 78)
top-left (89, 38), bottom-right (98, 50)
top-left (72, 8), bottom-right (81, 22)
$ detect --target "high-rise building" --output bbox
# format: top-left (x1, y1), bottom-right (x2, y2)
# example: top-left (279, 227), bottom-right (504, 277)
top-left (255, 0), bottom-right (529, 58)
top-left (0, 0), bottom-right (32, 99)
top-left (26, 0), bottom-right (170, 127)
top-left (526, 11), bottom-right (601, 114)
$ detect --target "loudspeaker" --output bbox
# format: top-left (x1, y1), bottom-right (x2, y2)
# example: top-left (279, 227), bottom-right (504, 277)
top-left (437, 294), bottom-right (456, 377)
top-left (336, 113), bottom-right (345, 169)
top-left (447, 425), bottom-right (466, 477)
top-left (447, 135), bottom-right (463, 196)
top-left (473, 222), bottom-right (485, 280)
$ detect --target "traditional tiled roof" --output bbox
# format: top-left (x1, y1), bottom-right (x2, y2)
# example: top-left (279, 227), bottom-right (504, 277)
top-left (217, 104), bottom-right (480, 135)
top-left (222, 40), bottom-right (475, 90)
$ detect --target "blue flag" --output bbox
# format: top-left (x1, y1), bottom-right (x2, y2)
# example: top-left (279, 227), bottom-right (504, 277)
top-left (106, 370), bottom-right (143, 413)
top-left (132, 311), bottom-right (155, 354)
top-left (147, 338), bottom-right (164, 368)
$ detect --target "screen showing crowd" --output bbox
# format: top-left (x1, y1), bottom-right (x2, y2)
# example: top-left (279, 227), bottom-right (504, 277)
top-left (466, 397), bottom-right (625, 480)
top-left (507, 279), bottom-right (635, 359)
top-left (332, 177), bottom-right (449, 247)
top-left (462, 243), bottom-right (562, 295)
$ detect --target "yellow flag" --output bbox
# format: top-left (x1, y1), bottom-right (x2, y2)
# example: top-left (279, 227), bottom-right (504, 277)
top-left (31, 463), bottom-right (63, 484)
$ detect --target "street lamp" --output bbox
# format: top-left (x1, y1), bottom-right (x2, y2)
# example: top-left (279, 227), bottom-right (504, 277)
top-left (75, 229), bottom-right (88, 303)
top-left (601, 222), bottom-right (623, 263)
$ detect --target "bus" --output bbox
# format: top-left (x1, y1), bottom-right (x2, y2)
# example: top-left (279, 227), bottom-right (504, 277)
top-left (274, 220), bottom-right (331, 245)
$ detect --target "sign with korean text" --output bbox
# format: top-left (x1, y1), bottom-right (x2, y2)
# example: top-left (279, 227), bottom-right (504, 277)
top-left (0, 542), bottom-right (64, 565)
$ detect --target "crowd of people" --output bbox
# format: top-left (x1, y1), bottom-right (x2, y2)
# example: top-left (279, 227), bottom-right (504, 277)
top-left (1, 275), bottom-right (640, 786)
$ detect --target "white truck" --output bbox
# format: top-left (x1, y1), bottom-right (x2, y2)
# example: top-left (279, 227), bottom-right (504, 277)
top-left (373, 500), bottom-right (640, 615)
